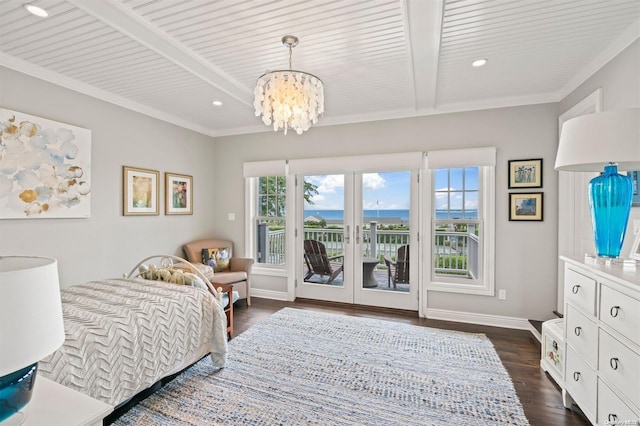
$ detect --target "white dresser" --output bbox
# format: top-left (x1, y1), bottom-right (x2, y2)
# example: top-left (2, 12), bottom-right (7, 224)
top-left (560, 256), bottom-right (640, 425)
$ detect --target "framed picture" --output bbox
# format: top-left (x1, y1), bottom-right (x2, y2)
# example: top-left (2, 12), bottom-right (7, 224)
top-left (0, 108), bottom-right (92, 219)
top-left (509, 192), bottom-right (543, 221)
top-left (508, 158), bottom-right (543, 189)
top-left (629, 171), bottom-right (640, 207)
top-left (630, 231), bottom-right (640, 261)
top-left (123, 166), bottom-right (159, 216)
top-left (165, 172), bottom-right (193, 215)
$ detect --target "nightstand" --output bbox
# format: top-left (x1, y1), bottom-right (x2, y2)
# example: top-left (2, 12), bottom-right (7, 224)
top-left (19, 376), bottom-right (112, 426)
top-left (215, 283), bottom-right (234, 339)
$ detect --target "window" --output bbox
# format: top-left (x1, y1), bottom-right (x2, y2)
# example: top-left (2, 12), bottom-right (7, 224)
top-left (243, 160), bottom-right (288, 270)
top-left (255, 176), bottom-right (286, 265)
top-left (427, 149), bottom-right (495, 295)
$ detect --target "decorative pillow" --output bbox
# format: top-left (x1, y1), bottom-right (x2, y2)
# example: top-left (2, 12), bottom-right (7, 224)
top-left (173, 262), bottom-right (214, 280)
top-left (201, 247), bottom-right (231, 272)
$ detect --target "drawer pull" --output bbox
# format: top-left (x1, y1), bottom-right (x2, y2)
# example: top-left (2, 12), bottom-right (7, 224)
top-left (609, 305), bottom-right (620, 317)
top-left (609, 357), bottom-right (619, 370)
top-left (571, 285), bottom-right (580, 294)
top-left (552, 341), bottom-right (558, 350)
top-left (574, 326), bottom-right (581, 336)
top-left (573, 371), bottom-right (580, 381)
top-left (608, 414), bottom-right (618, 422)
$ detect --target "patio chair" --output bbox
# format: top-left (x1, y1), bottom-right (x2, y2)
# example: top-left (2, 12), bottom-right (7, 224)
top-left (383, 245), bottom-right (410, 289)
top-left (303, 239), bottom-right (344, 284)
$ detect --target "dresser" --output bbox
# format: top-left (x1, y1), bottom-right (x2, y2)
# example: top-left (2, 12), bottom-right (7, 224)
top-left (560, 256), bottom-right (640, 425)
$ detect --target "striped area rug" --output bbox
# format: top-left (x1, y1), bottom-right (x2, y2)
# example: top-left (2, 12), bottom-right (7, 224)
top-left (114, 307), bottom-right (529, 425)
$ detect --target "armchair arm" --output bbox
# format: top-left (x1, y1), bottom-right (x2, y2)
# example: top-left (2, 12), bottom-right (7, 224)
top-left (229, 257), bottom-right (254, 274)
top-left (328, 254), bottom-right (344, 262)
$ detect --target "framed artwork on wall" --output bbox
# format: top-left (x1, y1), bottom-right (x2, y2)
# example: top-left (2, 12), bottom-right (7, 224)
top-left (509, 192), bottom-right (543, 221)
top-left (123, 166), bottom-right (159, 216)
top-left (508, 158), bottom-right (543, 189)
top-left (165, 172), bottom-right (193, 215)
top-left (0, 108), bottom-right (92, 219)
top-left (629, 171), bottom-right (639, 207)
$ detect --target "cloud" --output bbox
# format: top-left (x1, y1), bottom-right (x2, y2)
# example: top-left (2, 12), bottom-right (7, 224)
top-left (362, 173), bottom-right (385, 190)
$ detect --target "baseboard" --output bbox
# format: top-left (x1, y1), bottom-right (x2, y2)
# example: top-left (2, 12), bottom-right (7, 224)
top-left (251, 288), bottom-right (289, 301)
top-left (425, 308), bottom-right (531, 330)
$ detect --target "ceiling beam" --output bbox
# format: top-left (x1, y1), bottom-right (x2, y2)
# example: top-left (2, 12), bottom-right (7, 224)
top-left (67, 0), bottom-right (252, 108)
top-left (403, 0), bottom-right (443, 111)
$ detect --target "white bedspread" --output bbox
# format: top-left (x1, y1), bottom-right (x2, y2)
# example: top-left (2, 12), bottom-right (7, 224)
top-left (39, 278), bottom-right (227, 406)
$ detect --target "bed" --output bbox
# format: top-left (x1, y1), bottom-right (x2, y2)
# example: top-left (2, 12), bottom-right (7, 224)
top-left (38, 255), bottom-right (228, 408)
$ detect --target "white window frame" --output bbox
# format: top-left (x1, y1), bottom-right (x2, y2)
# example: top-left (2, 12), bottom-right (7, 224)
top-left (425, 148), bottom-right (496, 296)
top-left (243, 160), bottom-right (288, 276)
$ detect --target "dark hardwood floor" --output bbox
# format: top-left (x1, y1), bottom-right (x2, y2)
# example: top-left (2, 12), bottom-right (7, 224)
top-left (234, 298), bottom-right (591, 426)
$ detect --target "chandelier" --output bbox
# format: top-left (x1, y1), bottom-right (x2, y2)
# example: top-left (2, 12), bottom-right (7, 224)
top-left (254, 35), bottom-right (324, 135)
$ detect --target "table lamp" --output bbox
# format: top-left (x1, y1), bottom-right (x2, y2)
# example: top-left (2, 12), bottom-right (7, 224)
top-left (555, 107), bottom-right (640, 258)
top-left (0, 257), bottom-right (65, 424)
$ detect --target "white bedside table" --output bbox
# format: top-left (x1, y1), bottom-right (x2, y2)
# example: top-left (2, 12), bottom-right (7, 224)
top-left (19, 376), bottom-right (113, 426)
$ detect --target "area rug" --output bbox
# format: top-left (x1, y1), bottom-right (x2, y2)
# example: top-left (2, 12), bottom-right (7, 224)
top-left (113, 307), bottom-right (529, 425)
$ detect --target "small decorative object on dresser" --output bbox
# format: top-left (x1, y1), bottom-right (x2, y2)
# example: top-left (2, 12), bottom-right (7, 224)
top-left (560, 256), bottom-right (639, 425)
top-left (630, 231), bottom-right (640, 261)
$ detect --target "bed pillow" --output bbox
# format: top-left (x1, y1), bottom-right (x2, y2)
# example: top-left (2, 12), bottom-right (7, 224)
top-left (201, 247), bottom-right (231, 272)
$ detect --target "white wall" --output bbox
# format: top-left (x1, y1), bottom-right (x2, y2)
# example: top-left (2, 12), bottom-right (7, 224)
top-left (212, 104), bottom-right (561, 321)
top-left (558, 40), bottom-right (640, 259)
top-left (0, 67), bottom-right (218, 288)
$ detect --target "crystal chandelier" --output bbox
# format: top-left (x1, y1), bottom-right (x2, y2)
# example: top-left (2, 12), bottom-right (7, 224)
top-left (254, 35), bottom-right (324, 135)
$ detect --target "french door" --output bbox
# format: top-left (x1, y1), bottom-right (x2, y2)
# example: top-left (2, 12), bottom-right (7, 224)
top-left (294, 168), bottom-right (419, 311)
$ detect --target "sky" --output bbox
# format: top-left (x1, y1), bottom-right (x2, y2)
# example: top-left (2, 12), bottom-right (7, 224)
top-left (303, 168), bottom-right (479, 211)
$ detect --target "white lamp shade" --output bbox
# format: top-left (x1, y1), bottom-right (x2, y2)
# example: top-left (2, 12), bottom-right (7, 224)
top-left (0, 256), bottom-right (65, 376)
top-left (555, 108), bottom-right (640, 172)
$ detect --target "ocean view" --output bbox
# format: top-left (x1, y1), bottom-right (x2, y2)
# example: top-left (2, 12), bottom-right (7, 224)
top-left (304, 209), bottom-right (478, 220)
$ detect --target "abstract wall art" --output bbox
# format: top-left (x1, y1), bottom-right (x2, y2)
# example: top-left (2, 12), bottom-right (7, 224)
top-left (0, 109), bottom-right (91, 219)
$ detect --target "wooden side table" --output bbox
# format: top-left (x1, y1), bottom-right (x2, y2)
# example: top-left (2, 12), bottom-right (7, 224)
top-left (215, 283), bottom-right (234, 339)
top-left (20, 376), bottom-right (112, 426)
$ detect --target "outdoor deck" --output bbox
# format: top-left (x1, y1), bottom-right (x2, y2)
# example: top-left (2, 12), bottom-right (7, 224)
top-left (304, 268), bottom-right (410, 292)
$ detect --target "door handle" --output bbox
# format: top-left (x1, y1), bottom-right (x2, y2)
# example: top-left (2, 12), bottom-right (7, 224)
top-left (356, 225), bottom-right (360, 244)
top-left (345, 225), bottom-right (350, 244)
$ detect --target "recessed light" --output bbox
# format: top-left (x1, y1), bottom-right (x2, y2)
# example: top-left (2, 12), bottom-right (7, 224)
top-left (212, 100), bottom-right (223, 106)
top-left (24, 4), bottom-right (48, 17)
top-left (472, 58), bottom-right (488, 67)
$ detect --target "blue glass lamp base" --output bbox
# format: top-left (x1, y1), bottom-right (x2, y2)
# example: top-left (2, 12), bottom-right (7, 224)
top-left (589, 164), bottom-right (633, 258)
top-left (0, 363), bottom-right (38, 423)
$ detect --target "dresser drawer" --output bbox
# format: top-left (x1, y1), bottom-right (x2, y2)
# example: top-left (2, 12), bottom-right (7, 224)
top-left (566, 304), bottom-right (598, 366)
top-left (600, 284), bottom-right (640, 345)
top-left (564, 266), bottom-right (596, 316)
top-left (565, 345), bottom-right (597, 419)
top-left (597, 379), bottom-right (640, 426)
top-left (599, 329), bottom-right (640, 404)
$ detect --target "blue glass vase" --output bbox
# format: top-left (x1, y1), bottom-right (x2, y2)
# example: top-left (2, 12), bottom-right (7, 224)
top-left (589, 164), bottom-right (633, 258)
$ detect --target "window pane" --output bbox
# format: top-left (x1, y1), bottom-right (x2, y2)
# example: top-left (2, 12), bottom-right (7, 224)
top-left (464, 167), bottom-right (479, 190)
top-left (464, 191), bottom-right (479, 219)
top-left (449, 168), bottom-right (464, 191)
top-left (433, 220), bottom-right (479, 279)
top-left (434, 169), bottom-right (448, 190)
top-left (256, 176), bottom-right (286, 265)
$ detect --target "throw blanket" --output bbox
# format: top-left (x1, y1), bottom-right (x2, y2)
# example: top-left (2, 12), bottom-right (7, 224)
top-left (39, 278), bottom-right (227, 406)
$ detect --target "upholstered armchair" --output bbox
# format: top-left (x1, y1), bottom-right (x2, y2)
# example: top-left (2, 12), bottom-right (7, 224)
top-left (182, 238), bottom-right (254, 306)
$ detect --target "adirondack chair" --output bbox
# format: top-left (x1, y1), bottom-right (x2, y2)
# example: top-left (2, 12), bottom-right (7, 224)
top-left (383, 245), bottom-right (409, 289)
top-left (303, 239), bottom-right (344, 284)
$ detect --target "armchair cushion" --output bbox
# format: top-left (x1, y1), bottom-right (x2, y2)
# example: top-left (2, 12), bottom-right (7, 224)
top-left (182, 238), bottom-right (254, 306)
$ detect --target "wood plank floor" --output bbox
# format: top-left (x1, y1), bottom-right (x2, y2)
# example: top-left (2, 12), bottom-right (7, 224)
top-left (234, 298), bottom-right (591, 426)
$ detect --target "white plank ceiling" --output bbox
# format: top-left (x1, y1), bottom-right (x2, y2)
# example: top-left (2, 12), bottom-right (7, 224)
top-left (1, 0), bottom-right (638, 137)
